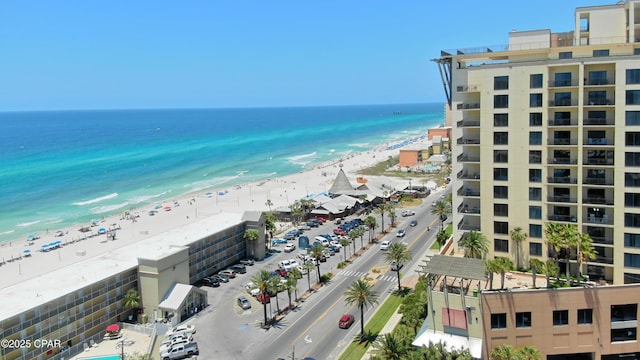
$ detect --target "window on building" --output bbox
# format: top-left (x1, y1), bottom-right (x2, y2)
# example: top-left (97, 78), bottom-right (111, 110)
top-left (593, 49), bottom-right (610, 57)
top-left (494, 204), bottom-right (508, 217)
top-left (612, 328), bottom-right (637, 342)
top-left (624, 253), bottom-right (640, 268)
top-left (494, 132), bottom-right (508, 145)
top-left (588, 91), bottom-right (608, 105)
top-left (529, 242), bottom-right (542, 256)
top-left (494, 76), bottom-right (509, 90)
top-left (559, 51), bottom-right (573, 59)
top-left (589, 70), bottom-right (608, 85)
top-left (494, 95), bottom-right (509, 109)
top-left (587, 110), bottom-right (606, 125)
top-left (625, 193), bottom-right (640, 207)
top-left (628, 70), bottom-right (640, 84)
top-left (494, 221), bottom-right (509, 234)
top-left (554, 92), bottom-right (572, 106)
top-left (491, 313), bottom-right (507, 329)
top-left (529, 150), bottom-right (541, 164)
top-left (494, 186), bottom-right (508, 199)
top-left (529, 169), bottom-right (542, 182)
top-left (530, 93), bottom-right (543, 107)
top-left (625, 213), bottom-right (640, 228)
top-left (635, 48), bottom-right (640, 56)
top-left (624, 233), bottom-right (640, 248)
top-left (494, 168), bottom-right (508, 181)
top-left (494, 113), bottom-right (509, 127)
top-left (529, 112), bottom-right (543, 126)
top-left (625, 152), bottom-right (640, 166)
top-left (626, 173), bottom-right (640, 187)
top-left (494, 239), bottom-right (509, 253)
top-left (626, 111), bottom-right (640, 126)
top-left (625, 272), bottom-right (640, 283)
top-left (529, 206), bottom-right (542, 219)
top-left (626, 132), bottom-right (640, 146)
top-left (494, 150), bottom-right (508, 163)
top-left (529, 224), bottom-right (542, 238)
top-left (627, 90), bottom-right (640, 105)
top-left (529, 187), bottom-right (542, 201)
top-left (554, 72), bottom-right (572, 87)
top-left (515, 312), bottom-right (532, 328)
top-left (577, 309), bottom-right (593, 324)
top-left (529, 132), bottom-right (542, 145)
top-left (553, 111), bottom-right (571, 125)
top-left (530, 74), bottom-right (543, 88)
top-left (553, 310), bottom-right (569, 326)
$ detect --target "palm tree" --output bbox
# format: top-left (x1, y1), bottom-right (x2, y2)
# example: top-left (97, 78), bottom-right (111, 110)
top-left (545, 223), bottom-right (576, 278)
top-left (123, 289), bottom-right (141, 321)
top-left (388, 207), bottom-right (397, 228)
top-left (374, 205), bottom-right (387, 234)
top-left (518, 345), bottom-right (542, 360)
top-left (494, 256), bottom-right (515, 289)
top-left (357, 225), bottom-right (366, 249)
top-left (243, 229), bottom-right (259, 259)
top-left (265, 199), bottom-right (273, 212)
top-left (544, 260), bottom-right (559, 288)
top-left (372, 331), bottom-right (409, 359)
top-left (310, 243), bottom-right (325, 283)
top-left (264, 211), bottom-right (277, 245)
top-left (529, 258), bottom-right (544, 288)
top-left (268, 276), bottom-right (283, 314)
top-left (458, 230), bottom-right (488, 259)
top-left (349, 229), bottom-right (359, 255)
top-left (576, 232), bottom-right (597, 284)
top-left (344, 279), bottom-right (378, 342)
top-left (303, 261), bottom-right (315, 291)
top-left (252, 270), bottom-right (275, 326)
top-left (490, 344), bottom-right (517, 360)
top-left (289, 201), bottom-right (303, 225)
top-left (509, 227), bottom-right (528, 270)
top-left (435, 230), bottom-right (448, 250)
top-left (431, 200), bottom-right (451, 230)
top-left (340, 237), bottom-right (351, 261)
top-left (365, 216), bottom-right (377, 243)
top-left (288, 267), bottom-right (301, 300)
top-left (484, 259), bottom-right (500, 290)
top-left (285, 278), bottom-right (297, 310)
top-left (384, 242), bottom-right (412, 292)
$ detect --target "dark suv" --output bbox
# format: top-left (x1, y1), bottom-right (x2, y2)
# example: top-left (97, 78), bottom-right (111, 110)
top-left (202, 277), bottom-right (220, 287)
top-left (231, 264), bottom-right (247, 274)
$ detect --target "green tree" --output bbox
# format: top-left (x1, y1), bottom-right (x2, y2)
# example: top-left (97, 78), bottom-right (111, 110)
top-left (371, 330), bottom-right (410, 359)
top-left (243, 229), bottom-right (259, 259)
top-left (268, 276), bottom-right (283, 314)
top-left (544, 260), bottom-right (559, 288)
top-left (289, 201), bottom-right (303, 225)
top-left (529, 258), bottom-right (544, 288)
top-left (340, 236), bottom-right (351, 261)
top-left (264, 211), bottom-right (277, 244)
top-left (388, 206), bottom-right (397, 228)
top-left (545, 222), bottom-right (574, 278)
top-left (303, 260), bottom-right (315, 291)
top-left (365, 215), bottom-right (377, 243)
top-left (484, 259), bottom-right (500, 290)
top-left (431, 200), bottom-right (451, 230)
top-left (344, 279), bottom-right (379, 342)
top-left (265, 199), bottom-right (273, 212)
top-left (284, 277), bottom-right (297, 310)
top-left (349, 229), bottom-right (359, 256)
top-left (251, 270), bottom-right (276, 327)
top-left (310, 243), bottom-right (325, 283)
top-left (384, 242), bottom-right (412, 292)
top-left (576, 232), bottom-right (597, 284)
top-left (494, 256), bottom-right (515, 289)
top-left (509, 227), bottom-right (528, 270)
top-left (375, 205), bottom-right (387, 234)
top-left (490, 344), bottom-right (517, 360)
top-left (357, 225), bottom-right (366, 249)
top-left (436, 230), bottom-right (448, 250)
top-left (288, 267), bottom-right (301, 300)
top-left (458, 230), bottom-right (488, 259)
top-left (123, 288), bottom-right (141, 320)
top-left (518, 345), bottom-right (542, 360)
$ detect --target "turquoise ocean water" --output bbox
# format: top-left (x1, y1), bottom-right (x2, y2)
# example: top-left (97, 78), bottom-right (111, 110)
top-left (0, 103), bottom-right (444, 244)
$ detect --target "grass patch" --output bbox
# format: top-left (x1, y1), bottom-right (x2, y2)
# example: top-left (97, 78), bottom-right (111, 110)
top-left (339, 294), bottom-right (404, 360)
top-left (430, 242), bottom-right (441, 250)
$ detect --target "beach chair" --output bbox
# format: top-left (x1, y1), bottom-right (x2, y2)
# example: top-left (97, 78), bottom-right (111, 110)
top-left (83, 342), bottom-right (89, 351)
top-left (90, 339), bottom-right (98, 347)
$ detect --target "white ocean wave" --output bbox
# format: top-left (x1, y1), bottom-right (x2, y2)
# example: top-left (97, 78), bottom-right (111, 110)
top-left (288, 152), bottom-right (317, 165)
top-left (348, 143), bottom-right (369, 148)
top-left (90, 202), bottom-right (130, 214)
top-left (46, 219), bottom-right (64, 225)
top-left (0, 230), bottom-right (15, 235)
top-left (72, 193), bottom-right (119, 206)
top-left (17, 220), bottom-right (41, 227)
top-left (185, 175), bottom-right (240, 193)
top-left (128, 190), bottom-right (171, 205)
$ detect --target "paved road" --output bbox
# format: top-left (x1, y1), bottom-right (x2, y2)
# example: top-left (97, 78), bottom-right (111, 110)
top-left (186, 187), bottom-right (450, 360)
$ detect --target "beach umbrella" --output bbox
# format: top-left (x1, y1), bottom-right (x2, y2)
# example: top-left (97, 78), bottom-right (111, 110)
top-left (40, 245), bottom-right (49, 252)
top-left (23, 249), bottom-right (31, 255)
top-left (106, 324), bottom-right (120, 332)
top-left (163, 206), bottom-right (172, 211)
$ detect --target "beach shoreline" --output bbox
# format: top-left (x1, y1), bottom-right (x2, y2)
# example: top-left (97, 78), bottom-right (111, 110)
top-left (0, 133), bottom-right (432, 286)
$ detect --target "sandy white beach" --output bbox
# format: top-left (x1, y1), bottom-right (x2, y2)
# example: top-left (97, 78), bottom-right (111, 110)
top-left (0, 135), bottom-right (432, 287)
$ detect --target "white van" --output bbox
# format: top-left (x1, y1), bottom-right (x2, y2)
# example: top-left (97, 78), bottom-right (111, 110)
top-left (314, 236), bottom-right (330, 247)
top-left (278, 259), bottom-right (293, 271)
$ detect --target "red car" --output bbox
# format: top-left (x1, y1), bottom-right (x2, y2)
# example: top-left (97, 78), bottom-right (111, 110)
top-left (333, 228), bottom-right (345, 236)
top-left (316, 217), bottom-right (327, 223)
top-left (339, 314), bottom-right (355, 329)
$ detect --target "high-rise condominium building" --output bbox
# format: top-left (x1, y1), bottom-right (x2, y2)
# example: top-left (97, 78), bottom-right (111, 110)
top-left (436, 0), bottom-right (640, 285)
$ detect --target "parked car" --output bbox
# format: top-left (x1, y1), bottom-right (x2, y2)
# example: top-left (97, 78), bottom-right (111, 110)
top-left (160, 342), bottom-right (199, 360)
top-left (410, 220), bottom-right (418, 227)
top-left (284, 243), bottom-right (296, 252)
top-left (279, 259), bottom-right (293, 271)
top-left (307, 219), bottom-right (321, 227)
top-left (218, 269), bottom-right (236, 278)
top-left (237, 296), bottom-right (252, 310)
top-left (380, 240), bottom-right (391, 250)
top-left (239, 259), bottom-right (254, 266)
top-left (329, 244), bottom-right (340, 253)
top-left (316, 216), bottom-right (327, 223)
top-left (159, 335), bottom-right (193, 354)
top-left (297, 265), bottom-right (308, 274)
top-left (230, 264), bottom-right (246, 274)
top-left (212, 274), bottom-right (229, 283)
top-left (339, 314), bottom-right (355, 329)
top-left (284, 233), bottom-right (296, 240)
top-left (274, 268), bottom-right (288, 278)
top-left (325, 247), bottom-right (335, 256)
top-left (396, 229), bottom-right (406, 237)
top-left (333, 228), bottom-right (345, 236)
top-left (298, 224), bottom-right (311, 230)
top-left (165, 324), bottom-right (196, 337)
top-left (201, 277), bottom-right (220, 287)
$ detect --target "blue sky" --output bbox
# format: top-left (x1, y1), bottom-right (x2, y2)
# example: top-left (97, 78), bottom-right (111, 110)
top-left (1, 1), bottom-right (596, 111)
